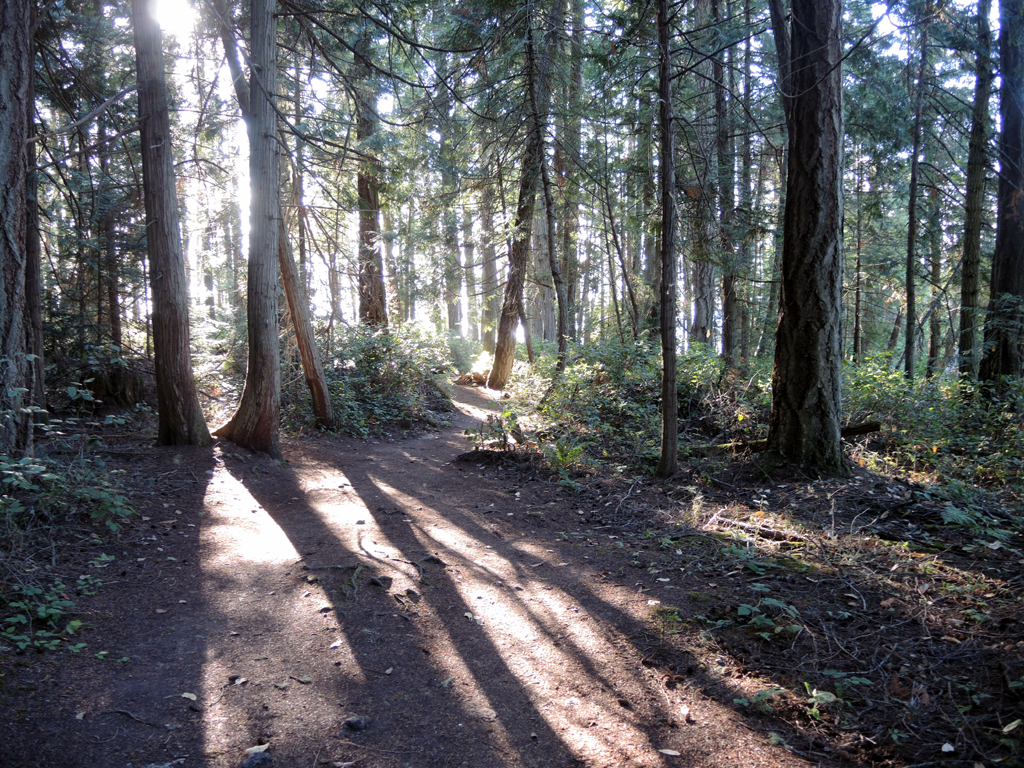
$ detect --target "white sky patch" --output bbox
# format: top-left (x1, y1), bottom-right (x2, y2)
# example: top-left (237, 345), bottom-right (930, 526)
top-left (155, 0), bottom-right (197, 41)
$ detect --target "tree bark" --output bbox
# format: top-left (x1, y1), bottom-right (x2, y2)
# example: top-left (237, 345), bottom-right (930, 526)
top-left (904, 22), bottom-right (930, 381)
top-left (960, 0), bottom-right (992, 378)
top-left (213, 0), bottom-right (281, 457)
top-left (132, 0), bottom-right (210, 447)
top-left (212, 0), bottom-right (334, 426)
top-left (656, 0), bottom-right (678, 479)
top-left (488, 0), bottom-right (565, 390)
top-left (0, 0), bottom-right (31, 458)
top-left (980, 0), bottom-right (1024, 383)
top-left (354, 25), bottom-right (387, 325)
top-left (25, 26), bottom-right (46, 424)
top-left (767, 0), bottom-right (846, 474)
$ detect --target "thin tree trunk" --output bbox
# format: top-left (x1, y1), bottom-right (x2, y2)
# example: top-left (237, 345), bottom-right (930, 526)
top-left (905, 22), bottom-right (929, 380)
top-left (488, 0), bottom-right (565, 390)
top-left (926, 189), bottom-right (943, 377)
top-left (25, 32), bottom-right (46, 424)
top-left (133, 0), bottom-right (210, 446)
top-left (481, 175), bottom-right (498, 353)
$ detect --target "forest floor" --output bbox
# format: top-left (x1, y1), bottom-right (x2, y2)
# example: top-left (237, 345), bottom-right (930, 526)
top-left (1, 385), bottom-right (1022, 768)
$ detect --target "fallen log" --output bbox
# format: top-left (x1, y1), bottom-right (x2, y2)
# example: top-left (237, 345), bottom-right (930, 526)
top-left (686, 421), bottom-right (881, 457)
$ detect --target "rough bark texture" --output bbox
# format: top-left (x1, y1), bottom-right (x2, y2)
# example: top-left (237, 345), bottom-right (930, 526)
top-left (213, 3), bottom-right (333, 428)
top-left (278, 222), bottom-right (334, 428)
top-left (904, 23), bottom-right (929, 381)
top-left (0, 0), bottom-right (31, 457)
top-left (979, 0), bottom-right (1024, 383)
top-left (959, 0), bottom-right (991, 378)
top-left (488, 0), bottom-right (564, 390)
top-left (354, 26), bottom-right (387, 326)
top-left (767, 0), bottom-right (846, 474)
top-left (213, 0), bottom-right (281, 457)
top-left (480, 176), bottom-right (498, 353)
top-left (656, 0), bottom-right (678, 479)
top-left (133, 0), bottom-right (210, 447)
top-left (25, 36), bottom-right (46, 424)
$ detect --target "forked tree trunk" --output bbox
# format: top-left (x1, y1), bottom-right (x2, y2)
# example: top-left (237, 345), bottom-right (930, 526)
top-left (488, 0), bottom-right (565, 390)
top-left (132, 0), bottom-right (210, 447)
top-left (767, 0), bottom-right (846, 474)
top-left (0, 0), bottom-right (31, 457)
top-left (213, 0), bottom-right (281, 457)
top-left (211, 0), bottom-right (334, 426)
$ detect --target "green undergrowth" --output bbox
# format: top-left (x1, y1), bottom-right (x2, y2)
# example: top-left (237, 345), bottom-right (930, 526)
top-left (282, 325), bottom-right (458, 436)
top-left (1, 419), bottom-right (134, 655)
top-left (492, 340), bottom-right (1024, 501)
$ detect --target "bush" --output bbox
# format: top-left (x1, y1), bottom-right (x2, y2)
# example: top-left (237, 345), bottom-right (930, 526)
top-left (318, 325), bottom-right (454, 435)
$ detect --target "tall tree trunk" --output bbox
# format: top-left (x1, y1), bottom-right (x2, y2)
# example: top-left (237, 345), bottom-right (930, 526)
top-left (980, 0), bottom-right (1024, 383)
top-left (0, 0), bottom-right (31, 457)
top-left (488, 0), bottom-right (565, 390)
top-left (960, 0), bottom-right (991, 378)
top-left (716, 0), bottom-right (739, 370)
top-left (852, 156), bottom-right (863, 360)
top-left (926, 189), bottom-right (943, 378)
top-left (687, 0), bottom-right (718, 348)
top-left (558, 0), bottom-right (583, 340)
top-left (25, 26), bottom-right (46, 424)
top-left (656, 0), bottom-right (678, 478)
top-left (904, 21), bottom-right (930, 380)
top-left (212, 0), bottom-right (334, 426)
top-left (213, 0), bottom-right (281, 456)
top-left (133, 0), bottom-right (210, 447)
top-left (480, 174), bottom-right (498, 353)
top-left (756, 145), bottom-right (785, 359)
top-left (354, 26), bottom-right (387, 325)
top-left (767, 0), bottom-right (846, 474)
top-left (278, 218), bottom-right (335, 428)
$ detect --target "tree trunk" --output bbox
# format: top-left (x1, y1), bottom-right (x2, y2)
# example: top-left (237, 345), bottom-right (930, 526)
top-left (926, 189), bottom-right (943, 378)
top-left (133, 0), bottom-right (210, 447)
top-left (488, 0), bottom-right (565, 390)
top-left (656, 0), bottom-right (678, 479)
top-left (212, 0), bottom-right (334, 426)
top-left (0, 0), bottom-right (31, 458)
top-left (558, 0), bottom-right (583, 340)
top-left (480, 175), bottom-right (498, 353)
top-left (213, 0), bottom-right (281, 457)
top-left (980, 0), bottom-right (1024, 383)
top-left (960, 0), bottom-right (991, 378)
top-left (25, 31), bottom-right (46, 424)
top-left (687, 0), bottom-right (718, 349)
top-left (715, 0), bottom-right (739, 371)
top-left (278, 218), bottom-right (334, 428)
top-left (767, 0), bottom-right (846, 474)
top-left (354, 26), bottom-right (387, 325)
top-left (904, 22), bottom-right (929, 381)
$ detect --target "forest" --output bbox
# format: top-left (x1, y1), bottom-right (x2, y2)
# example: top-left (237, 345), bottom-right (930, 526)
top-left (2, 0), bottom-right (1024, 766)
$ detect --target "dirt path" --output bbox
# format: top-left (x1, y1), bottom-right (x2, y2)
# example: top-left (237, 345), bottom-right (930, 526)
top-left (1, 387), bottom-right (842, 768)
